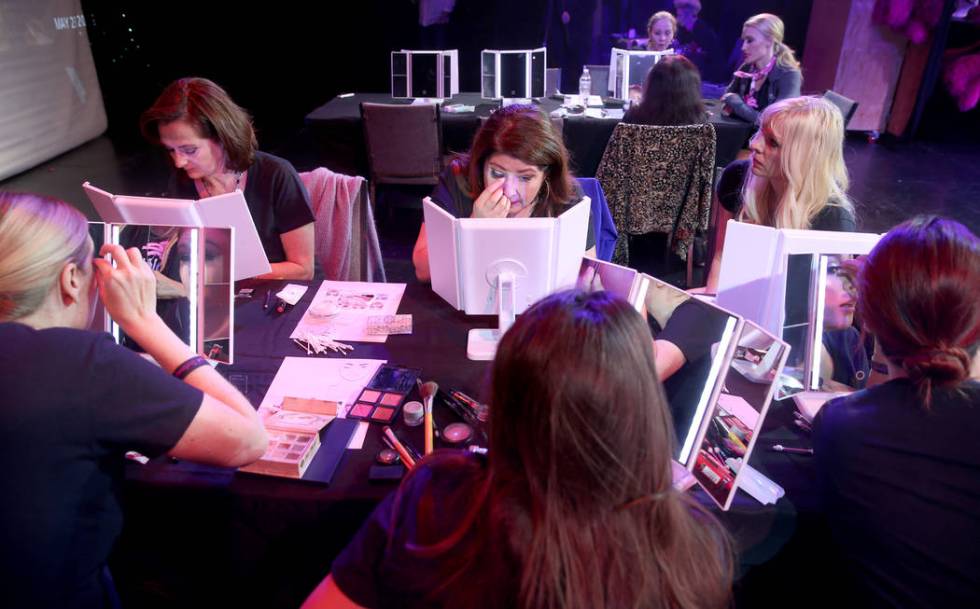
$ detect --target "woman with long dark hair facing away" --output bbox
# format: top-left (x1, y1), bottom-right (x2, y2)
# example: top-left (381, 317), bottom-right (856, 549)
top-left (624, 54), bottom-right (707, 126)
top-left (412, 104), bottom-right (596, 282)
top-left (722, 13), bottom-right (802, 124)
top-left (303, 289), bottom-right (733, 609)
top-left (813, 216), bottom-right (980, 607)
top-left (0, 192), bottom-right (266, 608)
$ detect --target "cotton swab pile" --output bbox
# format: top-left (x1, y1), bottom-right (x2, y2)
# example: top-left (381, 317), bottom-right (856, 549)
top-left (292, 330), bottom-right (354, 355)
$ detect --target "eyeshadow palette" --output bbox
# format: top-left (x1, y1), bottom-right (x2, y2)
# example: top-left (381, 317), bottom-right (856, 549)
top-left (239, 429), bottom-right (321, 479)
top-left (346, 364), bottom-right (421, 424)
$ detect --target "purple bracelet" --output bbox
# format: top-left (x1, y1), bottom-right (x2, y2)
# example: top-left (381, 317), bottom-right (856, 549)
top-left (173, 355), bottom-right (209, 380)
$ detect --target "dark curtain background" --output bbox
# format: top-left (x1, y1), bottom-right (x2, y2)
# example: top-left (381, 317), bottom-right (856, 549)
top-left (81, 0), bottom-right (814, 150)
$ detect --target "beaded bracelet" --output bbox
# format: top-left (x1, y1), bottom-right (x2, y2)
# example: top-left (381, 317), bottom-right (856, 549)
top-left (173, 355), bottom-right (209, 380)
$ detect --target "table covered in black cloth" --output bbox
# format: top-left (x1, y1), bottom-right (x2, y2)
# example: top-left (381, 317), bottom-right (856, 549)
top-left (111, 280), bottom-right (841, 609)
top-left (304, 93), bottom-right (754, 179)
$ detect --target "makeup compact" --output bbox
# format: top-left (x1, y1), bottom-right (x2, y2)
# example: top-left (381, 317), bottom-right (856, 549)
top-left (346, 364), bottom-right (422, 424)
top-left (442, 422), bottom-right (473, 445)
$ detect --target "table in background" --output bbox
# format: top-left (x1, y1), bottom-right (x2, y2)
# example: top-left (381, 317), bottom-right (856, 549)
top-left (111, 280), bottom-right (832, 609)
top-left (304, 93), bottom-right (753, 179)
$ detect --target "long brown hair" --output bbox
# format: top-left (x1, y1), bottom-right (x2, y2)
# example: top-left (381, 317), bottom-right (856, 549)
top-left (858, 216), bottom-right (980, 406)
top-left (400, 290), bottom-right (733, 609)
top-left (630, 55), bottom-right (705, 126)
top-left (463, 104), bottom-right (576, 217)
top-left (140, 77), bottom-right (258, 171)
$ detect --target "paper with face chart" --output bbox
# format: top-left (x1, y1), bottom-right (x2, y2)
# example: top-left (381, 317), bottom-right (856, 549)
top-left (290, 280), bottom-right (407, 343)
top-left (258, 357), bottom-right (386, 417)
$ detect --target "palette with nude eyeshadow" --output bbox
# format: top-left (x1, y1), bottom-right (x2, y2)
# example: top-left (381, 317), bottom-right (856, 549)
top-left (346, 364), bottom-right (422, 424)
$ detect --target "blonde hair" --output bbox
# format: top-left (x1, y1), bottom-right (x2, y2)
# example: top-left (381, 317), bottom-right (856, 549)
top-left (647, 11), bottom-right (677, 38)
top-left (0, 192), bottom-right (92, 321)
top-left (741, 96), bottom-right (853, 229)
top-left (744, 13), bottom-right (800, 71)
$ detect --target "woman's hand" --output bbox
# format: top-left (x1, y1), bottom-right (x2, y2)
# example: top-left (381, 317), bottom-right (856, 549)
top-left (722, 92), bottom-right (744, 108)
top-left (470, 184), bottom-right (510, 218)
top-left (92, 243), bottom-right (158, 331)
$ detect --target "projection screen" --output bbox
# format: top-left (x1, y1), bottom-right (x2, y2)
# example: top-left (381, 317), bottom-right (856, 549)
top-left (0, 0), bottom-right (107, 180)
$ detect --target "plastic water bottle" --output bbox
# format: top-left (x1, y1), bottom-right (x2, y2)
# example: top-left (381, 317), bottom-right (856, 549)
top-left (579, 67), bottom-right (591, 99)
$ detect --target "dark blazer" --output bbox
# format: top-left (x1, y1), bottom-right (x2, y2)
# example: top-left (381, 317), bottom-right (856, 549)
top-left (724, 62), bottom-right (802, 124)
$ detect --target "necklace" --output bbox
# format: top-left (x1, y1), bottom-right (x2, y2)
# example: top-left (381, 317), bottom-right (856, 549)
top-left (201, 170), bottom-right (243, 198)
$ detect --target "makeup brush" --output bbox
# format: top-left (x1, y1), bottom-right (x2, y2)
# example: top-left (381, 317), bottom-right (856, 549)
top-left (420, 381), bottom-right (439, 455)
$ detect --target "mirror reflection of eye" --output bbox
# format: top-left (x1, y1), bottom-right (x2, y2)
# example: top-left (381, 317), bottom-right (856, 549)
top-left (204, 243), bottom-right (221, 262)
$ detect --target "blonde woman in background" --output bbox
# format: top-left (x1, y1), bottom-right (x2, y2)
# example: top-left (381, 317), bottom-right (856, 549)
top-left (0, 192), bottom-right (266, 608)
top-left (703, 96), bottom-right (856, 292)
top-left (722, 13), bottom-right (802, 124)
top-left (646, 11), bottom-right (677, 52)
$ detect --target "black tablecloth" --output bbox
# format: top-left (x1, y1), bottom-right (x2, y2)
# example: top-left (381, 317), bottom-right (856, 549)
top-left (304, 93), bottom-right (754, 178)
top-left (112, 280), bottom-right (829, 608)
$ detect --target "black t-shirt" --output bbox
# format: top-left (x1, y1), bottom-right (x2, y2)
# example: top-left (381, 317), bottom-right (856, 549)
top-left (717, 160), bottom-right (857, 231)
top-left (813, 379), bottom-right (980, 607)
top-left (822, 327), bottom-right (870, 389)
top-left (0, 324), bottom-right (203, 609)
top-left (430, 163), bottom-right (596, 250)
top-left (171, 150), bottom-right (315, 263)
top-left (331, 454), bottom-right (519, 608)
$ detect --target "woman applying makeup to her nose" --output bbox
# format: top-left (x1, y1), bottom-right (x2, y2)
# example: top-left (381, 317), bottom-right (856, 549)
top-left (412, 105), bottom-right (596, 282)
top-left (722, 13), bottom-right (802, 124)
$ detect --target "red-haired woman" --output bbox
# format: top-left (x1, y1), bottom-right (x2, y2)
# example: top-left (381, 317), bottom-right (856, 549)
top-left (303, 289), bottom-right (733, 609)
top-left (412, 104), bottom-right (595, 281)
top-left (813, 216), bottom-right (980, 606)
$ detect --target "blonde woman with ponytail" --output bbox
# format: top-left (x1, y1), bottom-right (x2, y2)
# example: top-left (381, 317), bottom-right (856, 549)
top-left (701, 96), bottom-right (856, 291)
top-left (722, 13), bottom-right (802, 124)
top-left (0, 192), bottom-right (266, 607)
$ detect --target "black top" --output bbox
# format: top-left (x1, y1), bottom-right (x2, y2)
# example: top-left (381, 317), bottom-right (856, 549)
top-left (724, 62), bottom-right (802, 124)
top-left (430, 162), bottom-right (596, 249)
top-left (331, 454), bottom-right (519, 608)
top-left (0, 324), bottom-right (203, 609)
top-left (717, 160), bottom-right (856, 231)
top-left (813, 379), bottom-right (980, 607)
top-left (170, 150), bottom-right (315, 263)
top-left (822, 327), bottom-right (870, 390)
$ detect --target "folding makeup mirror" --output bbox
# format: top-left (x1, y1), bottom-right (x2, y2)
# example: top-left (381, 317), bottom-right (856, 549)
top-left (89, 222), bottom-right (235, 364)
top-left (423, 196), bottom-right (590, 360)
top-left (690, 319), bottom-right (790, 510)
top-left (644, 275), bottom-right (742, 466)
top-left (716, 221), bottom-right (880, 397)
top-left (608, 48), bottom-right (673, 100)
top-left (574, 259), bottom-right (743, 466)
top-left (481, 48), bottom-right (547, 99)
top-left (391, 49), bottom-right (459, 99)
top-left (575, 257), bottom-right (649, 312)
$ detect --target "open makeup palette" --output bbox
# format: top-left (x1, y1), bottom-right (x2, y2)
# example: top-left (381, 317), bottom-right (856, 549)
top-left (346, 364), bottom-right (422, 424)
